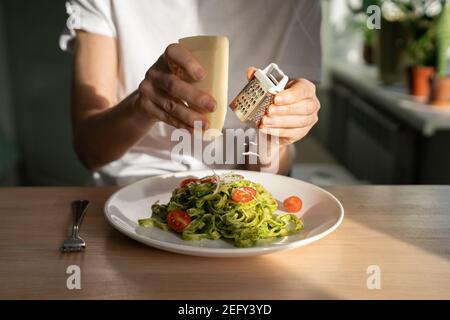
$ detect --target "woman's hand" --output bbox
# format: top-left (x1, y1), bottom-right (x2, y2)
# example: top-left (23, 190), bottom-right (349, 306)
top-left (247, 68), bottom-right (320, 145)
top-left (136, 43), bottom-right (216, 131)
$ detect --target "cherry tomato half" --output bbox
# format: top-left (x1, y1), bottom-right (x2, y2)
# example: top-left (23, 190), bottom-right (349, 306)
top-left (231, 187), bottom-right (257, 203)
top-left (179, 178), bottom-right (199, 188)
top-left (167, 210), bottom-right (191, 232)
top-left (200, 176), bottom-right (219, 184)
top-left (283, 196), bottom-right (303, 213)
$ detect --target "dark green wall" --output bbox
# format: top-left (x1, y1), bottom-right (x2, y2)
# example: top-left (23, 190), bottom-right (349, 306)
top-left (2, 0), bottom-right (88, 185)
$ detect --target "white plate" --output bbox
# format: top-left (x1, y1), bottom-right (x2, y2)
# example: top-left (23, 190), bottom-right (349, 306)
top-left (104, 170), bottom-right (344, 257)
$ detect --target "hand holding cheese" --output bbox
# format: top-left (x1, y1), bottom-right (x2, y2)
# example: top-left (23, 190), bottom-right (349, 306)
top-left (135, 41), bottom-right (218, 131)
top-left (179, 36), bottom-right (229, 140)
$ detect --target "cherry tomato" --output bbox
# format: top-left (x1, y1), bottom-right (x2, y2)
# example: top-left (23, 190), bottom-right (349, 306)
top-left (180, 178), bottom-right (199, 188)
top-left (200, 176), bottom-right (219, 184)
top-left (231, 187), bottom-right (257, 203)
top-left (167, 210), bottom-right (191, 232)
top-left (283, 196), bottom-right (303, 213)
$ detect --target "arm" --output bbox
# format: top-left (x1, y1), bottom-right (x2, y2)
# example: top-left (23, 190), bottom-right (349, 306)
top-left (71, 32), bottom-right (216, 170)
top-left (71, 32), bottom-right (152, 170)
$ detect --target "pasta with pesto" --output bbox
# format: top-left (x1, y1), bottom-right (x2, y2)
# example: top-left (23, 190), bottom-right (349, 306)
top-left (138, 173), bottom-right (303, 247)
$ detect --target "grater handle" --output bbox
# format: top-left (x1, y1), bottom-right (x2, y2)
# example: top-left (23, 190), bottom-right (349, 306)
top-left (262, 63), bottom-right (289, 93)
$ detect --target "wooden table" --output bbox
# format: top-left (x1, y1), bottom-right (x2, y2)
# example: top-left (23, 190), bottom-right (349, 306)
top-left (0, 186), bottom-right (449, 299)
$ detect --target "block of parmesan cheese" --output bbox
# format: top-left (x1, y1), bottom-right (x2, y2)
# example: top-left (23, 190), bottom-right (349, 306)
top-left (179, 36), bottom-right (229, 141)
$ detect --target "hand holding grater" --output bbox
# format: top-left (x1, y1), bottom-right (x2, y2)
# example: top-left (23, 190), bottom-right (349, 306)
top-left (230, 63), bottom-right (289, 128)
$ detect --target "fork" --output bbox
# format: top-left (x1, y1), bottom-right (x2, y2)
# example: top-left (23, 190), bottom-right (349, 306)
top-left (60, 200), bottom-right (89, 253)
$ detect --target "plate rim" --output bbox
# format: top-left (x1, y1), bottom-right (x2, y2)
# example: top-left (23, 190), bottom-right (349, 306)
top-left (104, 170), bottom-right (345, 256)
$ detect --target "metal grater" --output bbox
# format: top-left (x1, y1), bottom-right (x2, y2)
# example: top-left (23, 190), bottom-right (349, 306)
top-left (230, 63), bottom-right (289, 127)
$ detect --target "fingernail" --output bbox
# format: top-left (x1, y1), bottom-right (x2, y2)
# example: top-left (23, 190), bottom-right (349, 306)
top-left (195, 68), bottom-right (205, 81)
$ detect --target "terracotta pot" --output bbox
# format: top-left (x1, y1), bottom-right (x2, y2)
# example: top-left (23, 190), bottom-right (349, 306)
top-left (431, 76), bottom-right (450, 108)
top-left (408, 66), bottom-right (435, 102)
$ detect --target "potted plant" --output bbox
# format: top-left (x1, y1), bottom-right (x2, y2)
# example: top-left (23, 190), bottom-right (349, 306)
top-left (431, 2), bottom-right (450, 107)
top-left (405, 18), bottom-right (437, 102)
top-left (383, 0), bottom-right (446, 101)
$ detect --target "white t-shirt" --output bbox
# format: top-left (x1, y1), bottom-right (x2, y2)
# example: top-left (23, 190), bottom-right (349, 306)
top-left (60, 0), bottom-right (322, 186)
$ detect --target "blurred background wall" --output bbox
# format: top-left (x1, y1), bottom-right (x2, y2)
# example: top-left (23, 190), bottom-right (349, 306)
top-left (0, 0), bottom-right (88, 185)
top-left (0, 1), bottom-right (17, 185)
